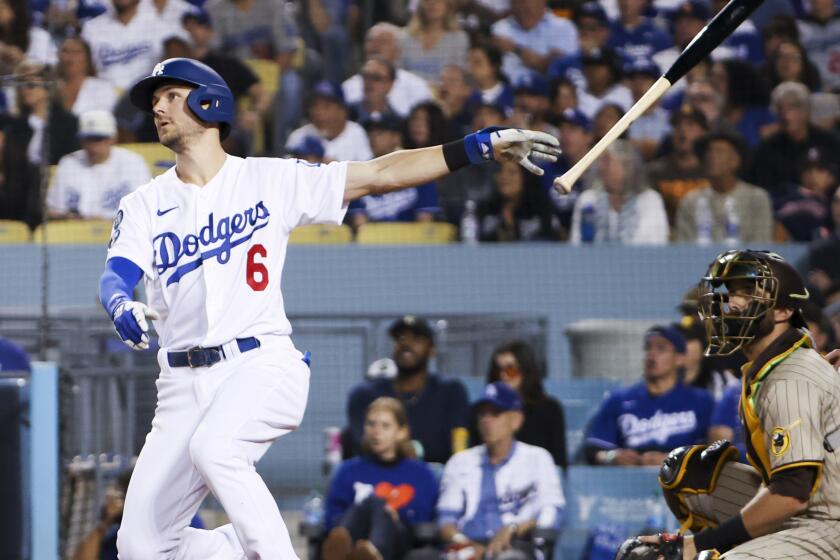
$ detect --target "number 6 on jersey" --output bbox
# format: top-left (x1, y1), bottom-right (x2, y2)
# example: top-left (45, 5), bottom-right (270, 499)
top-left (246, 244), bottom-right (268, 291)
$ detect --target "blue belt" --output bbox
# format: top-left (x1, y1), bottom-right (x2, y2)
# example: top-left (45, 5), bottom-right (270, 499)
top-left (167, 337), bottom-right (261, 368)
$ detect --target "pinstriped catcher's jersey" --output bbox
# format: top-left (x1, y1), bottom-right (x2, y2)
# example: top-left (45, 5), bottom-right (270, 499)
top-left (741, 334), bottom-right (840, 520)
top-left (106, 156), bottom-right (348, 350)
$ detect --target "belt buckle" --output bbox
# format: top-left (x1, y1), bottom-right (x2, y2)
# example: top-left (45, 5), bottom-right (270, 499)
top-left (186, 347), bottom-right (205, 368)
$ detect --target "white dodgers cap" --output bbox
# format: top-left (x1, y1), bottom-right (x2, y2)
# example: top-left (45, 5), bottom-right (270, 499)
top-left (79, 110), bottom-right (117, 139)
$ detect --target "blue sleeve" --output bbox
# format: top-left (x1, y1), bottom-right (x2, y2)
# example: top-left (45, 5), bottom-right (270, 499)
top-left (585, 393), bottom-right (620, 450)
top-left (414, 182), bottom-right (439, 215)
top-left (99, 257), bottom-right (144, 318)
top-left (710, 386), bottom-right (740, 431)
top-left (325, 462), bottom-right (355, 530)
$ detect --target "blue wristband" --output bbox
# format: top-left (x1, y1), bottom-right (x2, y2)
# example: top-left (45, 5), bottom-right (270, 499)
top-left (463, 126), bottom-right (507, 164)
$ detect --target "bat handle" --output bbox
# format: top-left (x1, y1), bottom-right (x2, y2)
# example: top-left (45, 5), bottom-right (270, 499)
top-left (553, 77), bottom-right (672, 194)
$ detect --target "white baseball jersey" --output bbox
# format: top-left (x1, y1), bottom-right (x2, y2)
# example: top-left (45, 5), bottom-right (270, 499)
top-left (48, 146), bottom-right (151, 219)
top-left (437, 442), bottom-right (565, 536)
top-left (286, 122), bottom-right (373, 162)
top-left (106, 155), bottom-right (348, 350)
top-left (81, 8), bottom-right (183, 91)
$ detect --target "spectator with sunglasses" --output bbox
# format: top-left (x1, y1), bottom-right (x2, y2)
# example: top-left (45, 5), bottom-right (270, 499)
top-left (469, 340), bottom-right (567, 470)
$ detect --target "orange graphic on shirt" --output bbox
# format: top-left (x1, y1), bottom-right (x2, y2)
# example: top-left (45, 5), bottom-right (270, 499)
top-left (374, 482), bottom-right (415, 510)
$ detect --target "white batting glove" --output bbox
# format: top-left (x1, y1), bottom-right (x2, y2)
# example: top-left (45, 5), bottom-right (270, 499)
top-left (466, 127), bottom-right (561, 176)
top-left (112, 300), bottom-right (160, 350)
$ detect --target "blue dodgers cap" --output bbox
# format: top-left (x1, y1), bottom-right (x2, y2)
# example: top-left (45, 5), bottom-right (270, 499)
top-left (311, 80), bottom-right (345, 106)
top-left (674, 0), bottom-right (710, 21)
top-left (559, 107), bottom-right (592, 131)
top-left (575, 1), bottom-right (609, 24)
top-left (289, 135), bottom-right (325, 158)
top-left (182, 7), bottom-right (212, 27)
top-left (474, 382), bottom-right (523, 412)
top-left (645, 324), bottom-right (687, 354)
top-left (512, 72), bottom-right (550, 97)
top-left (624, 57), bottom-right (661, 79)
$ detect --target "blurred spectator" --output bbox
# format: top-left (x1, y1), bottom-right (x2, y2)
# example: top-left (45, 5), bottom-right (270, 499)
top-left (508, 74), bottom-right (556, 135)
top-left (577, 47), bottom-right (632, 119)
top-left (625, 57), bottom-right (670, 160)
top-left (348, 116), bottom-right (439, 228)
top-left (762, 40), bottom-right (822, 93)
top-left (584, 324), bottom-right (714, 466)
top-left (775, 147), bottom-right (838, 241)
top-left (762, 15), bottom-right (800, 63)
top-left (750, 82), bottom-right (840, 201)
top-left (348, 57), bottom-right (399, 124)
top-left (343, 23), bottom-right (433, 118)
top-left (437, 64), bottom-right (473, 134)
top-left (81, 0), bottom-right (182, 91)
top-left (0, 61), bottom-right (79, 228)
top-left (607, 0), bottom-right (672, 60)
top-left (0, 0), bottom-right (56, 74)
top-left (0, 335), bottom-right (29, 372)
top-left (438, 382), bottom-right (565, 558)
top-left (287, 134), bottom-right (326, 164)
top-left (648, 105), bottom-right (709, 228)
top-left (810, 92), bottom-right (840, 131)
top-left (286, 81), bottom-right (373, 162)
top-left (71, 465), bottom-right (203, 560)
top-left (803, 301), bottom-right (838, 353)
top-left (653, 0), bottom-right (707, 101)
top-left (676, 130), bottom-right (773, 243)
top-left (466, 43), bottom-right (514, 117)
top-left (322, 398), bottom-right (438, 560)
top-left (469, 340), bottom-right (567, 469)
top-left (807, 187), bottom-right (840, 305)
top-left (345, 316), bottom-right (470, 464)
top-left (797, 0), bottom-right (840, 92)
top-left (56, 37), bottom-right (119, 117)
top-left (547, 77), bottom-right (577, 123)
top-left (547, 2), bottom-right (612, 93)
top-left (399, 0), bottom-right (469, 82)
top-left (708, 0), bottom-right (764, 64)
top-left (403, 100), bottom-right (456, 149)
top-left (592, 103), bottom-right (623, 143)
top-left (491, 0), bottom-right (578, 84)
top-left (708, 60), bottom-right (776, 148)
top-left (570, 140), bottom-right (668, 245)
top-left (683, 78), bottom-right (724, 129)
top-left (205, 0), bottom-right (303, 149)
top-left (543, 108), bottom-right (595, 232)
top-left (301, 0), bottom-right (357, 84)
top-left (178, 13), bottom-right (271, 155)
top-left (47, 110), bottom-right (150, 221)
top-left (708, 384), bottom-right (746, 461)
top-left (476, 160), bottom-right (559, 242)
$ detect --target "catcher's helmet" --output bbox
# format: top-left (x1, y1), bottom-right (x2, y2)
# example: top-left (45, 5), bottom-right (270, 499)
top-left (129, 58), bottom-right (234, 140)
top-left (698, 249), bottom-right (809, 356)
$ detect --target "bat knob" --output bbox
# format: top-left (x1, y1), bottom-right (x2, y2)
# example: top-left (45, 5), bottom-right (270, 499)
top-left (553, 176), bottom-right (573, 195)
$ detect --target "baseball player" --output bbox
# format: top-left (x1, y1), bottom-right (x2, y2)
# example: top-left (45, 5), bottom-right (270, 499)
top-left (97, 58), bottom-right (559, 560)
top-left (617, 250), bottom-right (840, 559)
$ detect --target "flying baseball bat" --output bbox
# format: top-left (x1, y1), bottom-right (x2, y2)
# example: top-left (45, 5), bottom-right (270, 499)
top-left (553, 0), bottom-right (764, 194)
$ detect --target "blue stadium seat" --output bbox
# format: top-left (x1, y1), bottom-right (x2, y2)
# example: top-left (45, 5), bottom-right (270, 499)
top-left (557, 466), bottom-right (675, 560)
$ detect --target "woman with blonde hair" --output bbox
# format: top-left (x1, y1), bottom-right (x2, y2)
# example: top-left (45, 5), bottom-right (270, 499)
top-left (322, 398), bottom-right (438, 560)
top-left (399, 0), bottom-right (469, 82)
top-left (569, 140), bottom-right (669, 244)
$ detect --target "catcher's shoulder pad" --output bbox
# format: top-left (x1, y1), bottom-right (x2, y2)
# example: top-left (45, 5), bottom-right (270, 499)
top-left (614, 534), bottom-right (683, 560)
top-left (659, 440), bottom-right (738, 492)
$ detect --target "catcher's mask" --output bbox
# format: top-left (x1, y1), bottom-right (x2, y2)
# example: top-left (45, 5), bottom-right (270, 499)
top-left (698, 250), bottom-right (809, 356)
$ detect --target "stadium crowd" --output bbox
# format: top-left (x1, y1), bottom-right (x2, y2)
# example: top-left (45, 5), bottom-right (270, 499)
top-left (0, 0), bottom-right (836, 245)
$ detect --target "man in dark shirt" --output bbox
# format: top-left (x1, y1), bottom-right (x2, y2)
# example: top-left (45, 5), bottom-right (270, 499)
top-left (345, 316), bottom-right (470, 464)
top-left (750, 81), bottom-right (840, 203)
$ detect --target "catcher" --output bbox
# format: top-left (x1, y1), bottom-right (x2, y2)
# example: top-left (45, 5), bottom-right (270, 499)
top-left (617, 249), bottom-right (840, 559)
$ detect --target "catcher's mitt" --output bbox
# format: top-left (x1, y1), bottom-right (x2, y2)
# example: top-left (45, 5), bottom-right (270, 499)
top-left (614, 533), bottom-right (683, 560)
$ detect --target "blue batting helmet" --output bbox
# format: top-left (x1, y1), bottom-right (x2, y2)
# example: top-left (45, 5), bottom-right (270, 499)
top-left (129, 58), bottom-right (234, 140)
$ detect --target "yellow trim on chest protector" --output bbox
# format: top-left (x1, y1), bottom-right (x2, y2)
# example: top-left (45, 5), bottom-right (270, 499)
top-left (740, 334), bottom-right (811, 480)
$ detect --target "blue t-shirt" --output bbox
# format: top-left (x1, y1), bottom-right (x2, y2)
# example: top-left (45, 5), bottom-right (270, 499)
top-left (346, 374), bottom-right (470, 464)
top-left (608, 20), bottom-right (672, 60)
top-left (0, 337), bottom-right (30, 372)
top-left (585, 381), bottom-right (713, 453)
top-left (348, 182), bottom-right (439, 222)
top-left (325, 456), bottom-right (439, 529)
top-left (710, 383), bottom-right (746, 460)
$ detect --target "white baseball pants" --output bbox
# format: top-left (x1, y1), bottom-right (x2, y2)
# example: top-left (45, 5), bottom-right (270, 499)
top-left (117, 335), bottom-right (310, 560)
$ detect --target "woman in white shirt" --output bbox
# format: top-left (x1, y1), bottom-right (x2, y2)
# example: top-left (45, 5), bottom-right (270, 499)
top-left (570, 140), bottom-right (669, 245)
top-left (56, 36), bottom-right (118, 117)
top-left (0, 0), bottom-right (56, 72)
top-left (400, 0), bottom-right (469, 82)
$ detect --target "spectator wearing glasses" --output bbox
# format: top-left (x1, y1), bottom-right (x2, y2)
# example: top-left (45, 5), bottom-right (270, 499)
top-left (348, 58), bottom-right (399, 125)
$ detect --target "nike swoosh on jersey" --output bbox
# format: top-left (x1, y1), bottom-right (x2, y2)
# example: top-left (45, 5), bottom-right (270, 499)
top-left (157, 206), bottom-right (179, 216)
